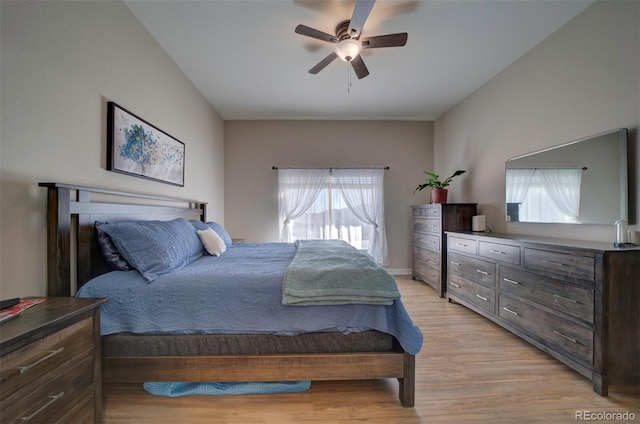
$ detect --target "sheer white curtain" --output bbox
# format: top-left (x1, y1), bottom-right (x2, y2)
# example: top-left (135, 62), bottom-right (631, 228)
top-left (538, 168), bottom-right (582, 222)
top-left (520, 183), bottom-right (572, 223)
top-left (505, 168), bottom-right (535, 204)
top-left (278, 168), bottom-right (330, 242)
top-left (332, 168), bottom-right (388, 265)
top-left (508, 167), bottom-right (582, 223)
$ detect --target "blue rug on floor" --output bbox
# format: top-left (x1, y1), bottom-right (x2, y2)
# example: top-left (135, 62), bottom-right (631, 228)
top-left (143, 381), bottom-right (311, 397)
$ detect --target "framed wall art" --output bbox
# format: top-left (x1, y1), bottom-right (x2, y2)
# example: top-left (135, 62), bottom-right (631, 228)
top-left (107, 101), bottom-right (185, 186)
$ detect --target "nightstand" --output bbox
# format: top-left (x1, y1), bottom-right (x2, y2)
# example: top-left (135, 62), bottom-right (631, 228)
top-left (0, 297), bottom-right (106, 423)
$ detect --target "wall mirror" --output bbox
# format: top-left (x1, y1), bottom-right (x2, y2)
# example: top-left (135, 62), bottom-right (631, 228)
top-left (505, 128), bottom-right (628, 225)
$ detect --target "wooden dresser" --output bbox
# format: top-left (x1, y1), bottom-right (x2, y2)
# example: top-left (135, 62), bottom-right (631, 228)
top-left (411, 204), bottom-right (477, 297)
top-left (446, 231), bottom-right (639, 396)
top-left (0, 297), bottom-right (106, 423)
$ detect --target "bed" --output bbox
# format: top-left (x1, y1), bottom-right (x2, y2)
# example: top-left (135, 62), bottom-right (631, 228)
top-left (39, 182), bottom-right (422, 407)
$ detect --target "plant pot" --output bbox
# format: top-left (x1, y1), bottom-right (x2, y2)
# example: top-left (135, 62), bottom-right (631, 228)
top-left (431, 189), bottom-right (448, 204)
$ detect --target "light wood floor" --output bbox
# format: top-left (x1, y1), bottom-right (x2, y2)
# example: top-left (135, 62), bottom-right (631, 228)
top-left (103, 276), bottom-right (639, 423)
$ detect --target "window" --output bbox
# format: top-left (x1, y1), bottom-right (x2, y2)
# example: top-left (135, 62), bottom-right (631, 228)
top-left (278, 168), bottom-right (388, 265)
top-left (291, 181), bottom-right (371, 250)
top-left (506, 168), bottom-right (582, 223)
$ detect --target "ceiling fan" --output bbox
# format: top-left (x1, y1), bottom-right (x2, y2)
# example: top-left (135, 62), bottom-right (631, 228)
top-left (295, 0), bottom-right (408, 79)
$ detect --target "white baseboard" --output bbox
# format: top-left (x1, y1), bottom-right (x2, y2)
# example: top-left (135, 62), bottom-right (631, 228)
top-left (386, 268), bottom-right (412, 276)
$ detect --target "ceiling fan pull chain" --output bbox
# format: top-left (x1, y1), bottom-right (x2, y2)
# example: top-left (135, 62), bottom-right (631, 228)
top-left (347, 61), bottom-right (352, 93)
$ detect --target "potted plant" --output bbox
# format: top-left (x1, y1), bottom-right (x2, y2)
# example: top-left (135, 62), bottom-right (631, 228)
top-left (414, 170), bottom-right (466, 204)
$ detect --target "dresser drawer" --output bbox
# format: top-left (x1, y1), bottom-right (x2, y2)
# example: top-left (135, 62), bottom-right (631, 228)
top-left (413, 232), bottom-right (440, 252)
top-left (413, 217), bottom-right (441, 234)
top-left (449, 274), bottom-right (495, 315)
top-left (448, 252), bottom-right (496, 289)
top-left (1, 355), bottom-right (94, 424)
top-left (479, 241), bottom-right (521, 265)
top-left (524, 248), bottom-right (595, 282)
top-left (498, 294), bottom-right (593, 364)
top-left (413, 205), bottom-right (441, 217)
top-left (414, 258), bottom-right (440, 288)
top-left (0, 317), bottom-right (94, 402)
top-left (448, 236), bottom-right (477, 255)
top-left (500, 267), bottom-right (594, 323)
top-left (56, 390), bottom-right (94, 424)
top-left (414, 246), bottom-right (440, 268)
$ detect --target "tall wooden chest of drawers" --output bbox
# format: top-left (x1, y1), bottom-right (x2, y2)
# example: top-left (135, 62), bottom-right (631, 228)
top-left (411, 204), bottom-right (477, 297)
top-left (0, 297), bottom-right (106, 423)
top-left (446, 231), bottom-right (639, 396)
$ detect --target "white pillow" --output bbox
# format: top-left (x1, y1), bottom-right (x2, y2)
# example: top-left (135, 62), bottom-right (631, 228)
top-left (197, 227), bottom-right (227, 256)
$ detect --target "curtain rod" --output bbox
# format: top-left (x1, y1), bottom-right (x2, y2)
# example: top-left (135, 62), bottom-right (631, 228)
top-left (508, 167), bottom-right (588, 170)
top-left (272, 166), bottom-right (389, 170)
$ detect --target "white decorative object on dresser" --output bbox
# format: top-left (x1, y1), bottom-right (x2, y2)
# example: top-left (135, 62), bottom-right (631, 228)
top-left (411, 204), bottom-right (476, 297)
top-left (446, 231), bottom-right (639, 396)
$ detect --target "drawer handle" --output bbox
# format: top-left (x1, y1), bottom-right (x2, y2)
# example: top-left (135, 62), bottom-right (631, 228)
top-left (542, 260), bottom-right (567, 267)
top-left (450, 261), bottom-right (460, 266)
top-left (450, 282), bottom-right (461, 288)
top-left (489, 249), bottom-right (506, 255)
top-left (429, 240), bottom-right (437, 244)
top-left (19, 347), bottom-right (64, 374)
top-left (476, 269), bottom-right (489, 275)
top-left (503, 278), bottom-right (520, 285)
top-left (20, 392), bottom-right (64, 422)
top-left (502, 307), bottom-right (519, 316)
top-left (553, 330), bottom-right (577, 343)
top-left (553, 294), bottom-right (578, 304)
top-left (455, 243), bottom-right (468, 247)
top-left (475, 294), bottom-right (488, 301)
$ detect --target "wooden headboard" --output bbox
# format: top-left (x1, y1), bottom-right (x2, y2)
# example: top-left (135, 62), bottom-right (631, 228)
top-left (39, 182), bottom-right (207, 297)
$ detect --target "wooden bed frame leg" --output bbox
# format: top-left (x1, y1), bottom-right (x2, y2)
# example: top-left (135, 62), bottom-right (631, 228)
top-left (398, 353), bottom-right (415, 407)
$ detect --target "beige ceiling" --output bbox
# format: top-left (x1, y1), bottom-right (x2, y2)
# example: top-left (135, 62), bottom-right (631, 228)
top-left (125, 0), bottom-right (594, 121)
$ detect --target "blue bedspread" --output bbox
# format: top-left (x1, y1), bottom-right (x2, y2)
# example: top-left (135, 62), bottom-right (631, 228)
top-left (76, 243), bottom-right (422, 355)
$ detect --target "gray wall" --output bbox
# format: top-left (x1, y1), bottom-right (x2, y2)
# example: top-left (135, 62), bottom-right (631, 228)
top-left (224, 120), bottom-right (434, 273)
top-left (434, 0), bottom-right (639, 242)
top-left (0, 1), bottom-right (225, 298)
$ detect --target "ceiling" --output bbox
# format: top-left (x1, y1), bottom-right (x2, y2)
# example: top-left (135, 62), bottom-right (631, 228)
top-left (124, 0), bottom-right (594, 121)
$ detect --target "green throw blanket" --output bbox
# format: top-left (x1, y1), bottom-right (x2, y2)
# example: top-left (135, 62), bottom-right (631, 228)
top-left (282, 239), bottom-right (400, 306)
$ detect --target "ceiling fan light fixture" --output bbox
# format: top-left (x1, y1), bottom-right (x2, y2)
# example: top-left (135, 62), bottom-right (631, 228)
top-left (335, 39), bottom-right (362, 62)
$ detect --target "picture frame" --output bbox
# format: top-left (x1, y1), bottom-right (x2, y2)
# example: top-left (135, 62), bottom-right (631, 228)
top-left (107, 101), bottom-right (185, 186)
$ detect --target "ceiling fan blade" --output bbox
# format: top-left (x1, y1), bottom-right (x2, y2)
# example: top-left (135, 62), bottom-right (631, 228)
top-left (309, 52), bottom-right (339, 74)
top-left (347, 0), bottom-right (375, 39)
top-left (361, 33), bottom-right (408, 49)
top-left (350, 55), bottom-right (370, 79)
top-left (295, 24), bottom-right (338, 43)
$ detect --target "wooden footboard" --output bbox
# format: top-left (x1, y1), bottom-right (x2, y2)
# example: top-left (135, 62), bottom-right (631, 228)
top-left (103, 351), bottom-right (415, 407)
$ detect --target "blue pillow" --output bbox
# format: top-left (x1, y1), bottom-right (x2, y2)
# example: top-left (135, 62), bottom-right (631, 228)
top-left (190, 220), bottom-right (232, 247)
top-left (99, 218), bottom-right (203, 281)
top-left (95, 221), bottom-right (133, 271)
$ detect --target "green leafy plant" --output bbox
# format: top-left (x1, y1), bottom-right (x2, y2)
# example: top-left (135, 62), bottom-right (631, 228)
top-left (414, 170), bottom-right (466, 192)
